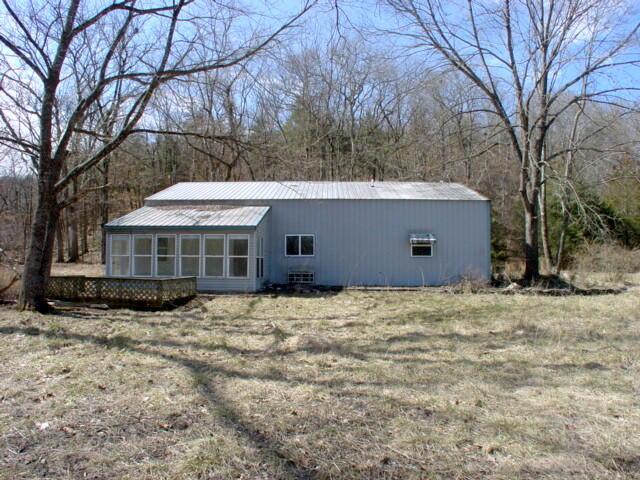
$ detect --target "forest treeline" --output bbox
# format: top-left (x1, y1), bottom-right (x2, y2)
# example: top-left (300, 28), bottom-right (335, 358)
top-left (2, 36), bottom-right (639, 268)
top-left (1, 1), bottom-right (640, 309)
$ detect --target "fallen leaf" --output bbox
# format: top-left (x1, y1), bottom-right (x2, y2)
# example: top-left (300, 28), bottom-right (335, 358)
top-left (36, 422), bottom-right (50, 431)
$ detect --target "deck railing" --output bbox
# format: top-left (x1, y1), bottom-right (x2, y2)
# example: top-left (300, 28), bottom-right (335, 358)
top-left (46, 276), bottom-right (197, 308)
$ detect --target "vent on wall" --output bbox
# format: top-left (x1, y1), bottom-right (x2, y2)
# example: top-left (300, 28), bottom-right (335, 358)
top-left (288, 271), bottom-right (314, 284)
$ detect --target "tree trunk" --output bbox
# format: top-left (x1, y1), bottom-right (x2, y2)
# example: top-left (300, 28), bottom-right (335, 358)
top-left (55, 220), bottom-right (65, 263)
top-left (81, 198), bottom-right (88, 255)
top-left (523, 198), bottom-right (540, 282)
top-left (554, 170), bottom-right (572, 273)
top-left (554, 96), bottom-right (583, 273)
top-left (100, 159), bottom-right (109, 264)
top-left (555, 221), bottom-right (568, 272)
top-left (18, 187), bottom-right (61, 312)
top-left (67, 210), bottom-right (78, 262)
top-left (539, 162), bottom-right (552, 274)
top-left (67, 179), bottom-right (79, 262)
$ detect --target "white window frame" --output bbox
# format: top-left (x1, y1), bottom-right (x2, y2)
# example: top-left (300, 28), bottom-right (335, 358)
top-left (110, 234), bottom-right (131, 277)
top-left (410, 243), bottom-right (434, 258)
top-left (155, 234), bottom-right (177, 277)
top-left (179, 234), bottom-right (201, 277)
top-left (227, 234), bottom-right (250, 278)
top-left (284, 234), bottom-right (315, 257)
top-left (203, 234), bottom-right (226, 278)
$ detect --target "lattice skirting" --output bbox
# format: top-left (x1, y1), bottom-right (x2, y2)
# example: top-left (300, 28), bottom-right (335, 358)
top-left (46, 276), bottom-right (197, 307)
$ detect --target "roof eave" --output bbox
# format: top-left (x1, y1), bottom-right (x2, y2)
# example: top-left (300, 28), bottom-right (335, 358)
top-left (103, 225), bottom-right (258, 232)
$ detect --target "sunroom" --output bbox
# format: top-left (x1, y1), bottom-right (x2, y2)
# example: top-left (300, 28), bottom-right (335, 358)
top-left (104, 205), bottom-right (270, 292)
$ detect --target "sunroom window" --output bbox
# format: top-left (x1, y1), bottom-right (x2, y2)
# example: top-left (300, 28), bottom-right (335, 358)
top-left (180, 235), bottom-right (200, 276)
top-left (228, 235), bottom-right (249, 277)
top-left (110, 235), bottom-right (130, 276)
top-left (256, 236), bottom-right (264, 278)
top-left (133, 235), bottom-right (152, 276)
top-left (204, 235), bottom-right (225, 277)
top-left (156, 235), bottom-right (176, 276)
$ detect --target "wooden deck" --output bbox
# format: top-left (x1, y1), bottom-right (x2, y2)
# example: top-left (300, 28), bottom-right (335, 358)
top-left (46, 276), bottom-right (197, 308)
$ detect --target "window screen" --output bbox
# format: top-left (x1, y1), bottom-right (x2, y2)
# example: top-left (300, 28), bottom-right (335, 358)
top-left (256, 236), bottom-right (264, 278)
top-left (133, 235), bottom-right (152, 276)
top-left (204, 236), bottom-right (224, 277)
top-left (156, 236), bottom-right (176, 276)
top-left (411, 244), bottom-right (433, 257)
top-left (110, 235), bottom-right (130, 276)
top-left (286, 235), bottom-right (299, 256)
top-left (228, 236), bottom-right (249, 277)
top-left (301, 235), bottom-right (314, 256)
top-left (180, 236), bottom-right (200, 276)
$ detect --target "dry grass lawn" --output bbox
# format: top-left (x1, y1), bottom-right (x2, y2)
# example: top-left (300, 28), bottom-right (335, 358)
top-left (1, 285), bottom-right (639, 479)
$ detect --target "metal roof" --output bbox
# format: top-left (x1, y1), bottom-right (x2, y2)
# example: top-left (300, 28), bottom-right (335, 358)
top-left (105, 205), bottom-right (270, 230)
top-left (145, 182), bottom-right (487, 203)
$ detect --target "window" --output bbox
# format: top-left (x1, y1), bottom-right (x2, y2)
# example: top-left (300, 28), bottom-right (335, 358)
top-left (285, 235), bottom-right (299, 256)
top-left (410, 233), bottom-right (436, 257)
top-left (228, 235), bottom-right (249, 277)
top-left (204, 235), bottom-right (225, 277)
top-left (180, 235), bottom-right (200, 277)
top-left (133, 235), bottom-right (152, 276)
top-left (110, 235), bottom-right (130, 276)
top-left (411, 244), bottom-right (433, 257)
top-left (256, 236), bottom-right (264, 278)
top-left (285, 234), bottom-right (314, 256)
top-left (156, 235), bottom-right (176, 276)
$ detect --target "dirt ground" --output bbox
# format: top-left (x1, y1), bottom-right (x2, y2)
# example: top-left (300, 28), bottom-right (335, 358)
top-left (0, 280), bottom-right (639, 479)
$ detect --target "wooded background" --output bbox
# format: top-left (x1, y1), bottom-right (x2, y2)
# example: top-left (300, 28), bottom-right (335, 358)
top-left (1, 0), bottom-right (639, 297)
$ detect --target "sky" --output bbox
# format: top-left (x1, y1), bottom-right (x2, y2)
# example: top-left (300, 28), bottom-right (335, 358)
top-left (2, 0), bottom-right (640, 174)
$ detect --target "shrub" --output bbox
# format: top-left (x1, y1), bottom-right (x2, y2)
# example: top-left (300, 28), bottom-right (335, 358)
top-left (0, 266), bottom-right (19, 300)
top-left (573, 242), bottom-right (640, 276)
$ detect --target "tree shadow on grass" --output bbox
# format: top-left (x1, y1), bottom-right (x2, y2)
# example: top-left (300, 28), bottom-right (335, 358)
top-left (57, 296), bottom-right (268, 334)
top-left (0, 302), bottom-right (628, 478)
top-left (0, 315), bottom-right (614, 392)
top-left (0, 323), bottom-right (317, 479)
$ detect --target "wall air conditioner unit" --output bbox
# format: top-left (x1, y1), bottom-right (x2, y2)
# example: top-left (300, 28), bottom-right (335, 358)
top-left (288, 270), bottom-right (315, 284)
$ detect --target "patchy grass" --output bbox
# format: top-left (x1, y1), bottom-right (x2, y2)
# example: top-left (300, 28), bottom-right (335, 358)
top-left (1, 263), bottom-right (105, 301)
top-left (0, 288), bottom-right (639, 479)
top-left (50, 262), bottom-right (105, 277)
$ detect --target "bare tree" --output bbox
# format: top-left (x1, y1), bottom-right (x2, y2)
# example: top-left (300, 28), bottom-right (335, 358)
top-left (0, 0), bottom-right (314, 311)
top-left (383, 0), bottom-right (640, 280)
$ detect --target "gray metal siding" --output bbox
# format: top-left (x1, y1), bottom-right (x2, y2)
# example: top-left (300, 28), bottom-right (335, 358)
top-left (107, 196), bottom-right (490, 289)
top-left (261, 199), bottom-right (490, 286)
top-left (142, 198), bottom-right (490, 286)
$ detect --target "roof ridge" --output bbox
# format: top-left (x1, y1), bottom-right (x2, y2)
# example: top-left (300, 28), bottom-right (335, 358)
top-left (145, 181), bottom-right (488, 202)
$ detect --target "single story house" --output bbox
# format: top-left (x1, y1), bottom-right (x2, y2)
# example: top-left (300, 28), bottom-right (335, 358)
top-left (104, 181), bottom-right (491, 291)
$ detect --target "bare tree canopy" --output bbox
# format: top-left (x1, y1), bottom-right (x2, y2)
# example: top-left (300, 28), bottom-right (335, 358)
top-left (380, 0), bottom-right (640, 279)
top-left (0, 0), bottom-right (314, 311)
top-left (0, 0), bottom-right (639, 308)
